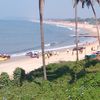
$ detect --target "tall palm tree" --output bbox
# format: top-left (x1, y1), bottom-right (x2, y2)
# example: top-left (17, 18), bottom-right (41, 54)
top-left (90, 0), bottom-right (100, 47)
top-left (75, 3), bottom-right (79, 61)
top-left (74, 0), bottom-right (100, 47)
top-left (73, 0), bottom-right (79, 61)
top-left (39, 0), bottom-right (47, 80)
top-left (73, 0), bottom-right (100, 60)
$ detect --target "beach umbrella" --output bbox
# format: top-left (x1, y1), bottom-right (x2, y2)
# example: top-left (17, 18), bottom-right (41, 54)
top-left (74, 0), bottom-right (100, 47)
top-left (39, 0), bottom-right (47, 80)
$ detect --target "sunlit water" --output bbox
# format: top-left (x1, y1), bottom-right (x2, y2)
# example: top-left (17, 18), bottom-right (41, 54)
top-left (0, 20), bottom-right (96, 56)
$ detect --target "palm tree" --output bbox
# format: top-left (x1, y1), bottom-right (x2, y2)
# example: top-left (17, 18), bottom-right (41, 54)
top-left (73, 0), bottom-right (100, 60)
top-left (74, 0), bottom-right (100, 47)
top-left (39, 0), bottom-right (47, 80)
top-left (75, 3), bottom-right (79, 61)
top-left (73, 0), bottom-right (79, 61)
top-left (90, 0), bottom-right (100, 48)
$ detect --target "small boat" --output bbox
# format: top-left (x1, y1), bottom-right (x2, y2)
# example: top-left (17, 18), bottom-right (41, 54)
top-left (0, 54), bottom-right (10, 61)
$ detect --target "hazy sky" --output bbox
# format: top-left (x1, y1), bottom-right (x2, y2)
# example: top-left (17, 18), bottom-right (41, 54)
top-left (0, 0), bottom-right (99, 20)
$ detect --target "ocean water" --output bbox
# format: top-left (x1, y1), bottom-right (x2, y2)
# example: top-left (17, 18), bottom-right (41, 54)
top-left (0, 20), bottom-right (96, 55)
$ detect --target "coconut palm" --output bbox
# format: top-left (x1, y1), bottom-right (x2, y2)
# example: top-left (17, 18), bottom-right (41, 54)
top-left (75, 4), bottom-right (79, 61)
top-left (39, 0), bottom-right (47, 80)
top-left (89, 0), bottom-right (100, 47)
top-left (74, 0), bottom-right (100, 47)
top-left (74, 0), bottom-right (100, 7)
top-left (73, 0), bottom-right (100, 60)
top-left (72, 0), bottom-right (79, 61)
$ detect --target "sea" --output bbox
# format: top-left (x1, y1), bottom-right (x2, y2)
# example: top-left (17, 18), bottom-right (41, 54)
top-left (0, 20), bottom-right (96, 57)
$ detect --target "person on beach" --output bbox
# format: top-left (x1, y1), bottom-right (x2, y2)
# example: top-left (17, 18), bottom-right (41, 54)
top-left (72, 51), bottom-right (74, 55)
top-left (66, 49), bottom-right (69, 53)
top-left (91, 47), bottom-right (94, 51)
top-left (80, 49), bottom-right (83, 54)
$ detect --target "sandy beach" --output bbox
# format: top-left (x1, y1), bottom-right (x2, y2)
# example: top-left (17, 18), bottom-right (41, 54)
top-left (0, 20), bottom-right (99, 77)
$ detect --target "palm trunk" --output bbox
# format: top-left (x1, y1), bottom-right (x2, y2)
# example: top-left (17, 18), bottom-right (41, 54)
top-left (39, 0), bottom-right (47, 80)
top-left (89, 0), bottom-right (100, 47)
top-left (75, 4), bottom-right (79, 61)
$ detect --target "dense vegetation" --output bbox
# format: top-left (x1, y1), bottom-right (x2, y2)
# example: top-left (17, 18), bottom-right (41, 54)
top-left (66, 17), bottom-right (100, 24)
top-left (0, 60), bottom-right (100, 100)
top-left (50, 18), bottom-right (100, 24)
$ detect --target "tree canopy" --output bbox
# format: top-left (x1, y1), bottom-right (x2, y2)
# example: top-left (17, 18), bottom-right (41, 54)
top-left (74, 0), bottom-right (100, 8)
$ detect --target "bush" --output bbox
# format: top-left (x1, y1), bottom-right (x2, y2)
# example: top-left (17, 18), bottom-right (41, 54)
top-left (0, 61), bottom-right (99, 99)
top-left (13, 67), bottom-right (25, 86)
top-left (0, 72), bottom-right (10, 87)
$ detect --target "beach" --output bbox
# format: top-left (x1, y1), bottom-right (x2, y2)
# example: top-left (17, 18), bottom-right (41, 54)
top-left (0, 20), bottom-right (99, 77)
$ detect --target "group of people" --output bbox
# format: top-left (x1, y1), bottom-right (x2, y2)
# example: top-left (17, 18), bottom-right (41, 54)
top-left (26, 52), bottom-right (39, 58)
top-left (45, 51), bottom-right (59, 59)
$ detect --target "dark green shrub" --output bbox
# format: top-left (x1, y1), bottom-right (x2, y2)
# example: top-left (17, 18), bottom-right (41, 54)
top-left (0, 72), bottom-right (10, 87)
top-left (13, 67), bottom-right (25, 86)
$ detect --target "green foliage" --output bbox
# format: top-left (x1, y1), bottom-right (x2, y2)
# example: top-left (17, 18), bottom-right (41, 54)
top-left (13, 67), bottom-right (25, 86)
top-left (0, 60), bottom-right (100, 99)
top-left (0, 72), bottom-right (10, 88)
top-left (85, 59), bottom-right (100, 68)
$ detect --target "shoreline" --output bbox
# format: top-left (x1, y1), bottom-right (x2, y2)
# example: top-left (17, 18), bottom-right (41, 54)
top-left (6, 20), bottom-right (97, 57)
top-left (0, 20), bottom-right (99, 77)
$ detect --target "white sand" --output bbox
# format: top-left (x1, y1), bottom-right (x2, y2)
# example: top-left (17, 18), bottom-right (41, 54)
top-left (0, 21), bottom-right (99, 76)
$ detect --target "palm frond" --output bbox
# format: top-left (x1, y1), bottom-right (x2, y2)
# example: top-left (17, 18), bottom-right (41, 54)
top-left (96, 0), bottom-right (100, 4)
top-left (73, 0), bottom-right (100, 8)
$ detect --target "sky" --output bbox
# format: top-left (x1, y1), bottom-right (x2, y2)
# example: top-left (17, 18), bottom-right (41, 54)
top-left (0, 0), bottom-right (100, 20)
